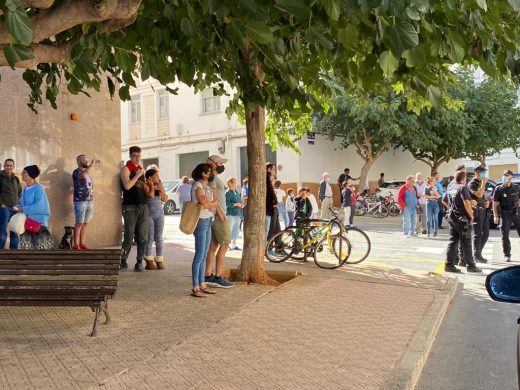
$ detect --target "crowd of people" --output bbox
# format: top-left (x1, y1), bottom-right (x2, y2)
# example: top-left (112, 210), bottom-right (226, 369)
top-left (3, 150), bottom-right (519, 291)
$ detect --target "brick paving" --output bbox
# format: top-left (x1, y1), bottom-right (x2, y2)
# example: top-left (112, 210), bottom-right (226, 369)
top-left (0, 243), bottom-right (452, 389)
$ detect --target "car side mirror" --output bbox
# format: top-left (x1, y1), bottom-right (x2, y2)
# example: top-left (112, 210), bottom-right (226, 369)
top-left (486, 265), bottom-right (520, 303)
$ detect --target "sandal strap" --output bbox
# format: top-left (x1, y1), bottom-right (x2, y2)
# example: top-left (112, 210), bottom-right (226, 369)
top-left (200, 287), bottom-right (217, 294)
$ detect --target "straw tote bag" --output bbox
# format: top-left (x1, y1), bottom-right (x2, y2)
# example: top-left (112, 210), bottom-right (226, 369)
top-left (179, 201), bottom-right (202, 234)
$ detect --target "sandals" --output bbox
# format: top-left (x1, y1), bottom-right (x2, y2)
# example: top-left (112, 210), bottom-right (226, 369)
top-left (200, 286), bottom-right (217, 294)
top-left (191, 286), bottom-right (217, 297)
top-left (191, 288), bottom-right (206, 298)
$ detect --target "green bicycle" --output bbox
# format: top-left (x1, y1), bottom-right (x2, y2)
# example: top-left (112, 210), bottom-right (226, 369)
top-left (265, 217), bottom-right (351, 269)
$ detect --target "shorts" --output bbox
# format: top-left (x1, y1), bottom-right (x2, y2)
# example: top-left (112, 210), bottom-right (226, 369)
top-left (74, 201), bottom-right (93, 224)
top-left (211, 218), bottom-right (231, 244)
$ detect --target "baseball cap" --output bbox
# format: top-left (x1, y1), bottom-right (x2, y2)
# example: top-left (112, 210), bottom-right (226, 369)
top-left (503, 169), bottom-right (514, 176)
top-left (208, 155), bottom-right (228, 164)
top-left (473, 165), bottom-right (487, 172)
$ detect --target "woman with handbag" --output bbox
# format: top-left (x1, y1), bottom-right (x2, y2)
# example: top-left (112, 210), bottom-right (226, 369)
top-left (190, 163), bottom-right (222, 298)
top-left (16, 165), bottom-right (54, 249)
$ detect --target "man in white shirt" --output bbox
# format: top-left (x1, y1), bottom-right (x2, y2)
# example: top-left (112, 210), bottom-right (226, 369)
top-left (319, 172), bottom-right (334, 220)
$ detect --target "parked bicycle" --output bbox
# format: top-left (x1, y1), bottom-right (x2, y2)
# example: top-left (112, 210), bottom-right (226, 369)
top-left (355, 194), bottom-right (389, 218)
top-left (265, 214), bottom-right (351, 269)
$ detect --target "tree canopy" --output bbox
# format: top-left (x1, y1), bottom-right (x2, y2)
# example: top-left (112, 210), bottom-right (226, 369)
top-left (315, 88), bottom-right (418, 190)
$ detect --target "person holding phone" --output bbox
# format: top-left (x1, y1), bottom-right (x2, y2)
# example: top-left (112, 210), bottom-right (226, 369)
top-left (468, 165), bottom-right (490, 263)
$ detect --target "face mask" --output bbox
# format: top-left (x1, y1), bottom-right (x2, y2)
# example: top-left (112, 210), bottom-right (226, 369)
top-left (208, 173), bottom-right (215, 182)
top-left (503, 175), bottom-right (511, 183)
top-left (216, 165), bottom-right (225, 174)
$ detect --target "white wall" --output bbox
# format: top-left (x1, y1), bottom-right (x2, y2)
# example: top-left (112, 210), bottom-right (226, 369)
top-left (277, 134), bottom-right (464, 185)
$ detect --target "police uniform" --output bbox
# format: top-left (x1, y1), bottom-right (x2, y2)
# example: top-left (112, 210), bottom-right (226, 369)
top-left (468, 174), bottom-right (489, 262)
top-left (493, 182), bottom-right (520, 260)
top-left (444, 181), bottom-right (479, 271)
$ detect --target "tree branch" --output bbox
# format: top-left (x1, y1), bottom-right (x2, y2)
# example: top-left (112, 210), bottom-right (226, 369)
top-left (0, 0), bottom-right (142, 45)
top-left (0, 41), bottom-right (76, 67)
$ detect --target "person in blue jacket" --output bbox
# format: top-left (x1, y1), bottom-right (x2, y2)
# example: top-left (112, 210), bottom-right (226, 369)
top-left (16, 165), bottom-right (55, 250)
top-left (18, 165), bottom-right (51, 227)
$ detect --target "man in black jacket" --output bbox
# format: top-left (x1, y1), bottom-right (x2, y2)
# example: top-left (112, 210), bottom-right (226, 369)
top-left (0, 159), bottom-right (22, 249)
top-left (265, 163), bottom-right (279, 241)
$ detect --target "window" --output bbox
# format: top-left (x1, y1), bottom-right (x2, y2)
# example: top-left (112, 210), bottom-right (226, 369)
top-left (158, 90), bottom-right (169, 119)
top-left (129, 95), bottom-right (141, 123)
top-left (201, 88), bottom-right (221, 113)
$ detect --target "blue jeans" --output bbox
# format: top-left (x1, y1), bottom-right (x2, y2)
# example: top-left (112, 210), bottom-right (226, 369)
top-left (192, 217), bottom-right (212, 287)
top-left (0, 207), bottom-right (19, 249)
top-left (227, 215), bottom-right (241, 241)
top-left (277, 202), bottom-right (289, 228)
top-left (426, 201), bottom-right (439, 235)
top-left (146, 197), bottom-right (165, 257)
top-left (265, 215), bottom-right (271, 241)
top-left (402, 206), bottom-right (417, 236)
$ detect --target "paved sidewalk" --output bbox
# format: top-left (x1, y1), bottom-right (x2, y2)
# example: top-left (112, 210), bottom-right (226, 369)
top-left (0, 243), bottom-right (456, 389)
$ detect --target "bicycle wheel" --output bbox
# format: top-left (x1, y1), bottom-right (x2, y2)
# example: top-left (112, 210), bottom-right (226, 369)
top-left (342, 226), bottom-right (371, 264)
top-left (313, 234), bottom-right (351, 269)
top-left (355, 206), bottom-right (367, 216)
top-left (373, 204), bottom-right (389, 218)
top-left (265, 230), bottom-right (295, 263)
top-left (291, 229), bottom-right (313, 260)
top-left (389, 203), bottom-right (400, 217)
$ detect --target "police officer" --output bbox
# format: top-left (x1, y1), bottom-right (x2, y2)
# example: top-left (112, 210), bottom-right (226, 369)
top-left (443, 170), bottom-right (482, 273)
top-left (447, 164), bottom-right (466, 266)
top-left (492, 170), bottom-right (520, 262)
top-left (468, 165), bottom-right (490, 263)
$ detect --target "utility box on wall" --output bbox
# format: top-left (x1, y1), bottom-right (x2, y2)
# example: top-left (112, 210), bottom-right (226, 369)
top-left (0, 69), bottom-right (122, 248)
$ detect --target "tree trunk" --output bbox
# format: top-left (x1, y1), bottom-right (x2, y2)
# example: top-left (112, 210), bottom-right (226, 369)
top-left (430, 161), bottom-right (440, 176)
top-left (358, 158), bottom-right (374, 193)
top-left (235, 104), bottom-right (277, 285)
top-left (479, 155), bottom-right (486, 167)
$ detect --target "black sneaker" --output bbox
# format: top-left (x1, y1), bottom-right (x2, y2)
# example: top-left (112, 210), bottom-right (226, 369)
top-left (466, 265), bottom-right (482, 273)
top-left (505, 256), bottom-right (512, 262)
top-left (458, 261), bottom-right (467, 267)
top-left (134, 262), bottom-right (143, 272)
top-left (421, 229), bottom-right (427, 235)
top-left (120, 260), bottom-right (128, 270)
top-left (475, 255), bottom-right (488, 264)
top-left (445, 265), bottom-right (461, 273)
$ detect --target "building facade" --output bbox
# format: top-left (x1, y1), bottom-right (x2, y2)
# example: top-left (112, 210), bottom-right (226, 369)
top-left (121, 78), bottom-right (468, 204)
top-left (0, 68), bottom-right (122, 247)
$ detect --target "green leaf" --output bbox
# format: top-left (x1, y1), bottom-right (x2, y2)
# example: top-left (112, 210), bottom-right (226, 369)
top-left (405, 6), bottom-right (421, 20)
top-left (322, 0), bottom-right (341, 22)
top-left (180, 17), bottom-right (195, 36)
top-left (446, 29), bottom-right (466, 62)
top-left (378, 50), bottom-right (399, 77)
top-left (114, 50), bottom-right (137, 73)
top-left (383, 20), bottom-right (419, 57)
top-left (119, 85), bottom-right (131, 101)
top-left (426, 85), bottom-right (441, 106)
top-left (305, 26), bottom-right (334, 50)
top-left (337, 25), bottom-right (359, 49)
top-left (476, 0), bottom-right (487, 10)
top-left (107, 77), bottom-right (115, 98)
top-left (244, 22), bottom-right (275, 44)
top-left (274, 0), bottom-right (312, 19)
top-left (3, 44), bottom-right (33, 67)
top-left (5, 8), bottom-right (33, 45)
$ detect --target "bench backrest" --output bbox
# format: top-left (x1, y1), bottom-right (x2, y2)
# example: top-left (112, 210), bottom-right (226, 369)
top-left (0, 249), bottom-right (120, 307)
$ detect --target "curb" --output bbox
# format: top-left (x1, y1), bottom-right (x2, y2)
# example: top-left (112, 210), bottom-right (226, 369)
top-left (383, 276), bottom-right (459, 390)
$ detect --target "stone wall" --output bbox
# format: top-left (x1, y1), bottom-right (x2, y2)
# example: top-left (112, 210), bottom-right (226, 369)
top-left (0, 68), bottom-right (121, 248)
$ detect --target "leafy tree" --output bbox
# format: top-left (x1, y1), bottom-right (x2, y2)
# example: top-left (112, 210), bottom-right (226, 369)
top-left (457, 72), bottom-right (520, 165)
top-left (315, 89), bottom-right (418, 191)
top-left (401, 106), bottom-right (468, 175)
top-left (2, 0), bottom-right (520, 283)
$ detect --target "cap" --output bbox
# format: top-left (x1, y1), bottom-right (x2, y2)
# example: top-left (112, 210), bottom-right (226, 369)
top-left (208, 155), bottom-right (228, 164)
top-left (473, 165), bottom-right (487, 172)
top-left (503, 169), bottom-right (514, 176)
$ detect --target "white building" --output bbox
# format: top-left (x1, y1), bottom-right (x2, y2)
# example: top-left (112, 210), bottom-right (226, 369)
top-left (121, 79), bottom-right (469, 195)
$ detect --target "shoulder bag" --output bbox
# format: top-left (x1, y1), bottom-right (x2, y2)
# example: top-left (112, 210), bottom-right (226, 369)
top-left (179, 201), bottom-right (202, 235)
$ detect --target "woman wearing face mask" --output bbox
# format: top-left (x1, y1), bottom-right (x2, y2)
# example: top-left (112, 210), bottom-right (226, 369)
top-left (285, 189), bottom-right (296, 227)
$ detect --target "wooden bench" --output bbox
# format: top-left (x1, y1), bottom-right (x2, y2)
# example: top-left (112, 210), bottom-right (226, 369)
top-left (0, 249), bottom-right (120, 336)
